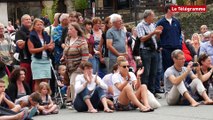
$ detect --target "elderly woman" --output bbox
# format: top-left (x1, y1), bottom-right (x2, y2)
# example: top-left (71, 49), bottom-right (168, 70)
top-left (61, 22), bottom-right (89, 103)
top-left (6, 68), bottom-right (31, 102)
top-left (27, 18), bottom-right (54, 91)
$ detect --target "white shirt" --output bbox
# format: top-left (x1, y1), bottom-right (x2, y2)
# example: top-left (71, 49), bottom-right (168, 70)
top-left (75, 74), bottom-right (108, 94)
top-left (112, 72), bottom-right (136, 101)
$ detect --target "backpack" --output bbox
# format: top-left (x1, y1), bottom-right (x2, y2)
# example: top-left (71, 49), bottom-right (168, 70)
top-left (132, 37), bottom-right (140, 56)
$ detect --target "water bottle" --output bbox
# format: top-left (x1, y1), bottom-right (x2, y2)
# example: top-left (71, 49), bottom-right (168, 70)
top-left (208, 83), bottom-right (213, 99)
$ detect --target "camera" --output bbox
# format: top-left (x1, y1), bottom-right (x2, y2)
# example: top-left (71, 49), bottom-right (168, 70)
top-left (137, 63), bottom-right (143, 69)
top-left (192, 62), bottom-right (198, 67)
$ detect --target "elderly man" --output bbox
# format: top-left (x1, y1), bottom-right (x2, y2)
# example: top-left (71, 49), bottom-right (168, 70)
top-left (136, 10), bottom-right (162, 95)
top-left (45, 13), bottom-right (60, 37)
top-left (0, 23), bottom-right (14, 67)
top-left (106, 13), bottom-right (127, 71)
top-left (199, 32), bottom-right (213, 64)
top-left (15, 14), bottom-right (32, 86)
top-left (52, 13), bottom-right (69, 67)
top-left (164, 49), bottom-right (213, 107)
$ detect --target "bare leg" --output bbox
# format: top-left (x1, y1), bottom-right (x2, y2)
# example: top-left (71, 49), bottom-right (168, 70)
top-left (100, 97), bottom-right (113, 112)
top-left (66, 86), bottom-right (72, 101)
top-left (135, 85), bottom-right (151, 109)
top-left (201, 91), bottom-right (213, 104)
top-left (0, 111), bottom-right (24, 120)
top-left (183, 91), bottom-right (199, 107)
top-left (118, 84), bottom-right (147, 111)
top-left (11, 105), bottom-right (21, 112)
top-left (44, 104), bottom-right (59, 114)
top-left (84, 98), bottom-right (97, 113)
top-left (34, 80), bottom-right (42, 92)
top-left (106, 99), bottom-right (114, 110)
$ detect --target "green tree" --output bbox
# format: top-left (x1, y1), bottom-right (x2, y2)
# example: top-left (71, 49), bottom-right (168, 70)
top-left (176, 0), bottom-right (187, 5)
top-left (75, 0), bottom-right (88, 15)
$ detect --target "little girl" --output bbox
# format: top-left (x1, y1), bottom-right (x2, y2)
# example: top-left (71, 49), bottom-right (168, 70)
top-left (38, 82), bottom-right (59, 115)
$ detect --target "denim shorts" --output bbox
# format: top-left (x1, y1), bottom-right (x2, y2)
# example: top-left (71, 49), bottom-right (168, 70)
top-left (114, 99), bottom-right (137, 111)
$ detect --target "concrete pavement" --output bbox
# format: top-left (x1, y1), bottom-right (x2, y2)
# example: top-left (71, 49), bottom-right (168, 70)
top-left (34, 95), bottom-right (213, 120)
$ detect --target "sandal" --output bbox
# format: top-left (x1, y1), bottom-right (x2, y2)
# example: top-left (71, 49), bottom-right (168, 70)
top-left (140, 108), bottom-right (154, 112)
top-left (88, 108), bottom-right (98, 113)
top-left (51, 110), bottom-right (59, 114)
top-left (104, 108), bottom-right (114, 113)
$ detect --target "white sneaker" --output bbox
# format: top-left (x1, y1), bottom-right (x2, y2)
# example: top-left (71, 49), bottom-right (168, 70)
top-left (67, 106), bottom-right (74, 110)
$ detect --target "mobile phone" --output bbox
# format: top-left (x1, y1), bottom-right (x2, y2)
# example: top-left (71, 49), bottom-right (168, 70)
top-left (137, 63), bottom-right (143, 69)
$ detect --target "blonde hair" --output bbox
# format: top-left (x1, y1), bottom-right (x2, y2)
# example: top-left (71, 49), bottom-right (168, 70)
top-left (30, 18), bottom-right (44, 31)
top-left (38, 82), bottom-right (52, 95)
top-left (191, 33), bottom-right (201, 44)
top-left (117, 56), bottom-right (127, 65)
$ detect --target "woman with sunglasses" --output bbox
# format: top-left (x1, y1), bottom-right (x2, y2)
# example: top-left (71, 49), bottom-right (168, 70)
top-left (112, 56), bottom-right (160, 112)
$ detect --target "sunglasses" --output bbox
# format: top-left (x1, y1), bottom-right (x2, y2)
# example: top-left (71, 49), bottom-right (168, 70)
top-left (121, 65), bottom-right (130, 69)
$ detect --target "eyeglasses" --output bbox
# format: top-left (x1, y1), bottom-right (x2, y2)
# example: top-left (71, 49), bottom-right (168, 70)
top-left (176, 58), bottom-right (186, 61)
top-left (121, 65), bottom-right (130, 69)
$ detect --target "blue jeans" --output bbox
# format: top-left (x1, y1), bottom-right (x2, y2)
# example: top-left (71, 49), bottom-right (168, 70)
top-left (140, 49), bottom-right (158, 93)
top-left (155, 51), bottom-right (164, 91)
top-left (88, 55), bottom-right (100, 74)
top-left (161, 48), bottom-right (177, 72)
top-left (73, 87), bottom-right (106, 112)
top-left (109, 59), bottom-right (117, 73)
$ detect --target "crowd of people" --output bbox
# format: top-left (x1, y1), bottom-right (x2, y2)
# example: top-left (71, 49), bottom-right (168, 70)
top-left (0, 4), bottom-right (213, 119)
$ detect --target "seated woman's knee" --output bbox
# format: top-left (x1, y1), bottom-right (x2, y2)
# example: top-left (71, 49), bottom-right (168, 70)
top-left (140, 84), bottom-right (148, 91)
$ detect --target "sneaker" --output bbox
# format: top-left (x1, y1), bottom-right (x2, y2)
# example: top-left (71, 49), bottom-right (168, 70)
top-left (155, 89), bottom-right (165, 93)
top-left (67, 105), bottom-right (74, 110)
top-left (154, 93), bottom-right (162, 99)
top-left (66, 102), bottom-right (72, 106)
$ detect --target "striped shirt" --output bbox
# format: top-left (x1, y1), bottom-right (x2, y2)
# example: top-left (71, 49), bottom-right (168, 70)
top-left (63, 37), bottom-right (89, 73)
top-left (136, 20), bottom-right (157, 49)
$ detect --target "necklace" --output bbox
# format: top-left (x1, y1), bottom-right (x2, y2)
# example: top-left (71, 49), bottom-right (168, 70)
top-left (69, 37), bottom-right (78, 46)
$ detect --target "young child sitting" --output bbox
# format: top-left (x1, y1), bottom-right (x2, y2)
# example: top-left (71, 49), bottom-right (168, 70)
top-left (15, 92), bottom-right (42, 119)
top-left (0, 79), bottom-right (21, 112)
top-left (57, 65), bottom-right (71, 102)
top-left (38, 82), bottom-right (59, 115)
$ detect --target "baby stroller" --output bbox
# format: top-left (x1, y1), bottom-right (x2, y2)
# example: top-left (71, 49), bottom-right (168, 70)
top-left (50, 61), bottom-right (67, 109)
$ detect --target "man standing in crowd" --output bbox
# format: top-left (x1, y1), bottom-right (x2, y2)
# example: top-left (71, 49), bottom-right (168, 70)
top-left (106, 13), bottom-right (127, 72)
top-left (156, 4), bottom-right (182, 72)
top-left (136, 10), bottom-right (162, 96)
top-left (45, 13), bottom-right (60, 37)
top-left (52, 13), bottom-right (69, 68)
top-left (199, 32), bottom-right (213, 64)
top-left (15, 14), bottom-right (32, 88)
top-left (0, 23), bottom-right (14, 71)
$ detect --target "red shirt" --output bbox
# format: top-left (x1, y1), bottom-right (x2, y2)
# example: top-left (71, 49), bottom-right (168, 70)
top-left (182, 42), bottom-right (192, 62)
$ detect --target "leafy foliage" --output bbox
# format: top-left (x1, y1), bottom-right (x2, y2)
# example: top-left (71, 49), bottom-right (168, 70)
top-left (74, 0), bottom-right (88, 10)
top-left (178, 5), bottom-right (213, 39)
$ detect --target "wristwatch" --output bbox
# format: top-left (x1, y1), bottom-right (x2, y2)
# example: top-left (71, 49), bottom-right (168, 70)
top-left (126, 76), bottom-right (130, 81)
